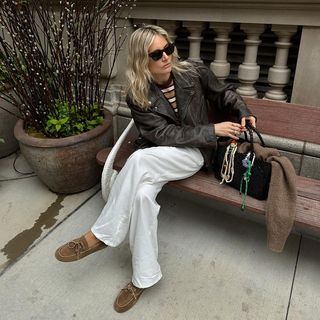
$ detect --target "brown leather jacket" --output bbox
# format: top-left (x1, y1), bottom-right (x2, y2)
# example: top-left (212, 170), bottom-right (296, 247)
top-left (127, 62), bottom-right (253, 167)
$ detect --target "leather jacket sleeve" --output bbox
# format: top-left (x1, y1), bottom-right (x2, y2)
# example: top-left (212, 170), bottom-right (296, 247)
top-left (128, 99), bottom-right (217, 148)
top-left (197, 63), bottom-right (253, 120)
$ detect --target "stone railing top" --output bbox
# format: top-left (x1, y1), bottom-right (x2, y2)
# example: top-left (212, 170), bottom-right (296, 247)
top-left (136, 0), bottom-right (320, 6)
top-left (131, 0), bottom-right (320, 26)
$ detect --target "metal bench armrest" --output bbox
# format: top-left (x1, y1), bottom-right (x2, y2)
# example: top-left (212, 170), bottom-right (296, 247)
top-left (101, 119), bottom-right (135, 202)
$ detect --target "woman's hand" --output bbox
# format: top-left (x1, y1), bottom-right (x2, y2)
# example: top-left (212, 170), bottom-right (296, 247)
top-left (214, 121), bottom-right (246, 140)
top-left (241, 115), bottom-right (256, 128)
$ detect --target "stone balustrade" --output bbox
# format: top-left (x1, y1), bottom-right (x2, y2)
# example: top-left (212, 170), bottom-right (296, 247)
top-left (113, 0), bottom-right (320, 107)
top-left (132, 19), bottom-right (298, 102)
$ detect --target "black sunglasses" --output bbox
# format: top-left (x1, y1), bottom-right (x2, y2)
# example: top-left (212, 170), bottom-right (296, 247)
top-left (148, 43), bottom-right (175, 61)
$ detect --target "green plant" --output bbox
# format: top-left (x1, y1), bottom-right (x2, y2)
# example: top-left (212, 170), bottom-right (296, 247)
top-left (0, 0), bottom-right (135, 137)
top-left (44, 100), bottom-right (104, 137)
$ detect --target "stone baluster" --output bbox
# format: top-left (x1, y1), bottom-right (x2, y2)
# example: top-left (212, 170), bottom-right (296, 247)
top-left (157, 20), bottom-right (179, 43)
top-left (183, 21), bottom-right (205, 62)
top-left (209, 22), bottom-right (233, 82)
top-left (236, 24), bottom-right (265, 97)
top-left (264, 25), bottom-right (297, 101)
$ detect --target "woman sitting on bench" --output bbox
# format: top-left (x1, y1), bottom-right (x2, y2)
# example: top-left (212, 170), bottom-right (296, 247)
top-left (54, 24), bottom-right (256, 313)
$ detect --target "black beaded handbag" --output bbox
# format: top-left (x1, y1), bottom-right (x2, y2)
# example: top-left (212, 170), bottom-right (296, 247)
top-left (214, 124), bottom-right (271, 208)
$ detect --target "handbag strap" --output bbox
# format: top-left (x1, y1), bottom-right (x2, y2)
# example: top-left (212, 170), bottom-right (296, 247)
top-left (244, 123), bottom-right (266, 147)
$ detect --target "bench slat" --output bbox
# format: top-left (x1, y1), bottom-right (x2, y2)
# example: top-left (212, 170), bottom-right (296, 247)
top-left (169, 170), bottom-right (320, 232)
top-left (295, 197), bottom-right (320, 232)
top-left (244, 97), bottom-right (320, 144)
top-left (296, 176), bottom-right (320, 201)
top-left (169, 169), bottom-right (265, 213)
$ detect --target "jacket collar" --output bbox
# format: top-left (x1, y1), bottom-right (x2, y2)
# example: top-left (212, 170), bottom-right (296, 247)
top-left (148, 69), bottom-right (196, 122)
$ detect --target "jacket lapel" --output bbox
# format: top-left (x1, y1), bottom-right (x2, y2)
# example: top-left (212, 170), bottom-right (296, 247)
top-left (148, 70), bottom-right (196, 123)
top-left (148, 82), bottom-right (177, 121)
top-left (173, 70), bottom-right (195, 122)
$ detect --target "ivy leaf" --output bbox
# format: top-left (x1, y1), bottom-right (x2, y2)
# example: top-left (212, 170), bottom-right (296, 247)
top-left (60, 117), bottom-right (69, 125)
top-left (48, 119), bottom-right (59, 125)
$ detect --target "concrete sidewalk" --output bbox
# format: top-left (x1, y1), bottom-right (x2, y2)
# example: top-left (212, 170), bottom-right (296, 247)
top-left (1, 152), bottom-right (320, 320)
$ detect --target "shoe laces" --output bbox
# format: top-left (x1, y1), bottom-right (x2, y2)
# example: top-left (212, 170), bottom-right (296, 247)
top-left (68, 240), bottom-right (84, 259)
top-left (126, 283), bottom-right (138, 300)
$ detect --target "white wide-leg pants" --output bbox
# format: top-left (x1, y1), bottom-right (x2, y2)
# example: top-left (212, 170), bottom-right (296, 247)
top-left (91, 146), bottom-right (204, 288)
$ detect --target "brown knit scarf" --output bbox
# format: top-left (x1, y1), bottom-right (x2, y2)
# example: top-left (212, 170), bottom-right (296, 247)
top-left (238, 142), bottom-right (297, 252)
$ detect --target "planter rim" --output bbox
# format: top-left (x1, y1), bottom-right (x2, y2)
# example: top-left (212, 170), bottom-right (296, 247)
top-left (14, 110), bottom-right (113, 148)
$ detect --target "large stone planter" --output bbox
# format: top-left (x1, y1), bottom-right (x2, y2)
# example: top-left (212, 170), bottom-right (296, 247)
top-left (14, 111), bottom-right (113, 194)
top-left (0, 87), bottom-right (19, 158)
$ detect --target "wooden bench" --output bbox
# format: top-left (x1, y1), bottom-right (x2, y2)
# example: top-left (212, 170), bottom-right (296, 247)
top-left (97, 97), bottom-right (320, 237)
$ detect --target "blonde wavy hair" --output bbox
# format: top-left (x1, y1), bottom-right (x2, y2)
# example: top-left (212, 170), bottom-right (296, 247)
top-left (126, 25), bottom-right (193, 109)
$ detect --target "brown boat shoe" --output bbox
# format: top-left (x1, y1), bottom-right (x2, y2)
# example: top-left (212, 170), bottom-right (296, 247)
top-left (55, 236), bottom-right (107, 262)
top-left (114, 282), bottom-right (145, 313)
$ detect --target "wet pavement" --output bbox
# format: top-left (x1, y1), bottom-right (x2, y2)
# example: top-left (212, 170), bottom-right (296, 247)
top-left (0, 152), bottom-right (99, 273)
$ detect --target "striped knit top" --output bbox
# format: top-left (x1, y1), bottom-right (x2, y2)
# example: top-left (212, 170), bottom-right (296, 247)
top-left (158, 80), bottom-right (179, 118)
